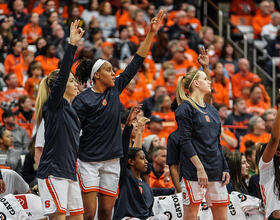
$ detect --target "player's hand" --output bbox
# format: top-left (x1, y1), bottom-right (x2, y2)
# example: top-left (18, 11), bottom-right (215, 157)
top-left (127, 104), bottom-right (142, 126)
top-left (197, 167), bottom-right (208, 188)
top-left (198, 46), bottom-right (209, 67)
top-left (69, 20), bottom-right (85, 46)
top-left (149, 10), bottom-right (166, 34)
top-left (222, 172), bottom-right (230, 186)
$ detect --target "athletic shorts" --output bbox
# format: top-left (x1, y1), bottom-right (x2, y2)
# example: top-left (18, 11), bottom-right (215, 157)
top-left (38, 175), bottom-right (84, 216)
top-left (77, 158), bottom-right (120, 197)
top-left (180, 178), bottom-right (230, 207)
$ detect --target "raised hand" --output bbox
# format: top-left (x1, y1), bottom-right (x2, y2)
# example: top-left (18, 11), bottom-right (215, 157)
top-left (198, 46), bottom-right (209, 67)
top-left (127, 104), bottom-right (143, 126)
top-left (149, 10), bottom-right (166, 34)
top-left (69, 20), bottom-right (85, 46)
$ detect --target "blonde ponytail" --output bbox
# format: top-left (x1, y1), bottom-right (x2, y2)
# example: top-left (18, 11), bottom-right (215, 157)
top-left (35, 77), bottom-right (49, 126)
top-left (175, 70), bottom-right (206, 113)
top-left (35, 69), bottom-right (60, 126)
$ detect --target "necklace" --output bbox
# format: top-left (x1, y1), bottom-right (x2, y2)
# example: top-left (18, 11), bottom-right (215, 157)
top-left (189, 96), bottom-right (206, 108)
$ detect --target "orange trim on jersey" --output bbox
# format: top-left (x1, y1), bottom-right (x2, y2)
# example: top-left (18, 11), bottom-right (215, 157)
top-left (45, 177), bottom-right (66, 214)
top-left (260, 184), bottom-right (267, 205)
top-left (99, 188), bottom-right (118, 198)
top-left (69, 208), bottom-right (84, 215)
top-left (184, 179), bottom-right (202, 205)
top-left (211, 195), bottom-right (230, 206)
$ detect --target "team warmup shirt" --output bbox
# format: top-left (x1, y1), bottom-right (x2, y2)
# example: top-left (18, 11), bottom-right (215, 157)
top-left (166, 130), bottom-right (180, 166)
top-left (259, 157), bottom-right (280, 218)
top-left (72, 54), bottom-right (144, 162)
top-left (37, 44), bottom-right (80, 181)
top-left (175, 101), bottom-right (229, 181)
top-left (113, 125), bottom-right (154, 220)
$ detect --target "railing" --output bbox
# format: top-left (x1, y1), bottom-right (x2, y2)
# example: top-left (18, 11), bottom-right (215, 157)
top-left (203, 0), bottom-right (223, 36)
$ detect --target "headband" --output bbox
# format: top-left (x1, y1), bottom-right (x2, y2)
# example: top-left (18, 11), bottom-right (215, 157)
top-left (188, 71), bottom-right (200, 90)
top-left (90, 59), bottom-right (107, 80)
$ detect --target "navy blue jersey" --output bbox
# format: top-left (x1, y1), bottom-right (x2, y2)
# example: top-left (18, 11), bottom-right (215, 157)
top-left (175, 101), bottom-right (229, 181)
top-left (72, 54), bottom-right (144, 162)
top-left (166, 130), bottom-right (180, 165)
top-left (37, 44), bottom-right (80, 181)
top-left (113, 125), bottom-right (154, 220)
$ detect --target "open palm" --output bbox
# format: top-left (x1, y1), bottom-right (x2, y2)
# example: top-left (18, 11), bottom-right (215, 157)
top-left (198, 46), bottom-right (209, 67)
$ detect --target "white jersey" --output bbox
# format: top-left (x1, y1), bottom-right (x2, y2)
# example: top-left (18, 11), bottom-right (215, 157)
top-left (0, 194), bottom-right (44, 219)
top-left (35, 119), bottom-right (45, 148)
top-left (259, 156), bottom-right (280, 218)
top-left (0, 169), bottom-right (29, 197)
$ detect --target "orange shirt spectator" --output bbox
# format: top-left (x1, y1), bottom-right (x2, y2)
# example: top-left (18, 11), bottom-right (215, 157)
top-left (132, 9), bottom-right (149, 42)
top-left (186, 5), bottom-right (201, 33)
top-left (220, 129), bottom-right (238, 152)
top-left (152, 111), bottom-right (177, 134)
top-left (240, 132), bottom-right (270, 153)
top-left (149, 169), bottom-right (174, 189)
top-left (116, 2), bottom-right (133, 28)
top-left (212, 82), bottom-right (230, 108)
top-left (120, 88), bottom-right (139, 109)
top-left (0, 3), bottom-right (9, 14)
top-left (153, 69), bottom-right (177, 98)
top-left (61, 4), bottom-right (84, 19)
top-left (35, 55), bottom-right (59, 75)
top-left (22, 13), bottom-right (42, 44)
top-left (252, 1), bottom-right (271, 39)
top-left (246, 84), bottom-right (270, 116)
top-left (24, 77), bottom-right (40, 101)
top-left (231, 68), bottom-right (261, 99)
top-left (133, 73), bottom-right (150, 103)
top-left (230, 0), bottom-right (256, 15)
top-left (143, 57), bottom-right (156, 84)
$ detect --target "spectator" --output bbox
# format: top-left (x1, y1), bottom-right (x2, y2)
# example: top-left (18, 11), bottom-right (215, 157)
top-left (85, 27), bottom-right (103, 58)
top-left (152, 94), bottom-right (177, 134)
top-left (149, 146), bottom-right (174, 189)
top-left (201, 26), bottom-right (214, 47)
top-left (113, 25), bottom-right (137, 61)
top-left (231, 58), bottom-right (261, 99)
top-left (266, 29), bottom-right (280, 76)
top-left (245, 143), bottom-right (257, 176)
top-left (262, 108), bottom-right (277, 133)
top-left (96, 0), bottom-right (116, 38)
top-left (261, 11), bottom-right (280, 42)
top-left (185, 5), bottom-right (201, 33)
top-left (151, 30), bottom-right (169, 63)
top-left (10, 0), bottom-right (29, 36)
top-left (226, 152), bottom-right (249, 194)
top-left (0, 16), bottom-right (13, 54)
top-left (0, 73), bottom-right (28, 110)
top-left (142, 85), bottom-right (167, 117)
top-left (32, 0), bottom-right (47, 15)
top-left (220, 41), bottom-right (238, 77)
top-left (100, 42), bottom-right (119, 71)
top-left (35, 43), bottom-right (59, 75)
top-left (115, 0), bottom-right (133, 28)
top-left (4, 38), bottom-right (23, 75)
top-left (240, 116), bottom-right (270, 153)
top-left (143, 115), bottom-right (169, 146)
top-left (230, 0), bottom-right (256, 15)
top-left (0, 127), bottom-right (22, 172)
top-left (16, 95), bottom-right (35, 138)
top-left (120, 79), bottom-right (139, 109)
top-left (211, 62), bottom-right (230, 107)
top-left (39, 0), bottom-right (57, 27)
top-left (22, 13), bottom-right (42, 44)
top-left (24, 60), bottom-right (43, 101)
top-left (61, 0), bottom-right (84, 20)
top-left (153, 68), bottom-right (177, 98)
top-left (213, 35), bottom-right (224, 56)
top-left (34, 36), bottom-right (47, 56)
top-left (81, 0), bottom-right (99, 27)
top-left (224, 98), bottom-right (252, 146)
top-left (2, 109), bottom-right (30, 153)
top-left (17, 50), bottom-right (35, 88)
top-left (132, 9), bottom-right (148, 42)
top-left (143, 3), bottom-right (156, 24)
top-left (42, 11), bottom-right (60, 42)
top-left (170, 46), bottom-right (195, 75)
top-left (64, 4), bottom-right (85, 30)
top-left (52, 24), bottom-right (67, 60)
top-left (142, 134), bottom-right (161, 161)
top-left (252, 0), bottom-right (272, 39)
top-left (246, 84), bottom-right (270, 116)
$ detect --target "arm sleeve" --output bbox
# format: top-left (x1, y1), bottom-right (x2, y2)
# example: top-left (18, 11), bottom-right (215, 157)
top-left (119, 124), bottom-right (133, 187)
top-left (115, 54), bottom-right (145, 93)
top-left (176, 105), bottom-right (197, 159)
top-left (72, 96), bottom-right (87, 124)
top-left (166, 133), bottom-right (179, 165)
top-left (46, 44), bottom-right (77, 110)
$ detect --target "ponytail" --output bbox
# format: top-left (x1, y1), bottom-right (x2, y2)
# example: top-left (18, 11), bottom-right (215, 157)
top-left (35, 69), bottom-right (60, 126)
top-left (76, 59), bottom-right (94, 84)
top-left (175, 70), bottom-right (206, 113)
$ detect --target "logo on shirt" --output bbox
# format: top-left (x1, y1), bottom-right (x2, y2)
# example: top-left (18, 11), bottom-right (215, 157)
top-left (102, 99), bottom-right (107, 106)
top-left (205, 115), bottom-right (210, 122)
top-left (15, 195), bottom-right (28, 209)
